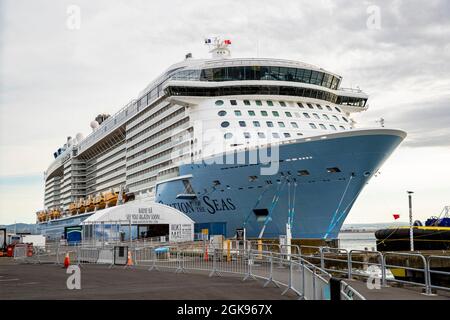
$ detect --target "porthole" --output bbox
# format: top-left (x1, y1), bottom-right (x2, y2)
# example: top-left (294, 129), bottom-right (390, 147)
top-left (364, 171), bottom-right (371, 177)
top-left (215, 100), bottom-right (224, 106)
top-left (224, 133), bottom-right (233, 139)
top-left (221, 121), bottom-right (230, 128)
top-left (218, 110), bottom-right (227, 116)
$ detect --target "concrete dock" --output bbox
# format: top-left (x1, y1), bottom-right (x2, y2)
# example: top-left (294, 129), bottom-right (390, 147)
top-left (0, 259), bottom-right (294, 300)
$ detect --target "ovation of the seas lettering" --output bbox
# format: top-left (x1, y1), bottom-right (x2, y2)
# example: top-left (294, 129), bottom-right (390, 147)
top-left (160, 196), bottom-right (236, 215)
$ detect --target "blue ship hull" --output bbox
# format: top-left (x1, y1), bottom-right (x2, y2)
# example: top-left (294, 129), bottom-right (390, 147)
top-left (37, 129), bottom-right (405, 240)
top-left (156, 129), bottom-right (405, 239)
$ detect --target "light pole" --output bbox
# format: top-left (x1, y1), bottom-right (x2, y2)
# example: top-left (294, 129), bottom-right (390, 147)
top-left (407, 191), bottom-right (414, 252)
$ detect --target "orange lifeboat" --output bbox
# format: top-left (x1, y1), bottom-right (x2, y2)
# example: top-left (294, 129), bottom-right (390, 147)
top-left (76, 198), bottom-right (85, 213)
top-left (94, 193), bottom-right (106, 210)
top-left (104, 189), bottom-right (128, 207)
top-left (69, 202), bottom-right (77, 216)
top-left (85, 195), bottom-right (95, 212)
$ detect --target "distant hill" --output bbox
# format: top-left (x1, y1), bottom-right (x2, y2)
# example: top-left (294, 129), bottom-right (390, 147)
top-left (0, 223), bottom-right (37, 234)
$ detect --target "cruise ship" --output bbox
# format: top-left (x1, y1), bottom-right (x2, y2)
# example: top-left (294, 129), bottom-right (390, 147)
top-left (36, 38), bottom-right (406, 240)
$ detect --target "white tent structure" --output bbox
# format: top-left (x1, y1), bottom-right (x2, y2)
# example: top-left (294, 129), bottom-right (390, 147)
top-left (81, 199), bottom-right (194, 243)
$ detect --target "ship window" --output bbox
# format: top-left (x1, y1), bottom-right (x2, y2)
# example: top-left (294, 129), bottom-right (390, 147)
top-left (258, 132), bottom-right (266, 138)
top-left (322, 114), bottom-right (329, 120)
top-left (224, 133), bottom-right (233, 139)
top-left (319, 124), bottom-right (327, 130)
top-left (291, 122), bottom-right (299, 128)
top-left (256, 100), bottom-right (262, 106)
top-left (297, 132), bottom-right (304, 136)
top-left (218, 110), bottom-right (227, 116)
top-left (303, 113), bottom-right (311, 118)
top-left (297, 102), bottom-right (305, 108)
top-left (330, 125), bottom-right (337, 130)
top-left (267, 100), bottom-right (274, 106)
top-left (215, 100), bottom-right (224, 106)
top-left (261, 111), bottom-right (268, 116)
top-left (272, 111), bottom-right (280, 117)
top-left (272, 132), bottom-right (280, 138)
top-left (326, 105), bottom-right (332, 111)
top-left (309, 123), bottom-right (317, 129)
top-left (284, 133), bottom-right (291, 138)
top-left (327, 167), bottom-right (341, 173)
top-left (298, 170), bottom-right (310, 176)
top-left (253, 121), bottom-right (261, 127)
top-left (279, 101), bottom-right (287, 107)
top-left (249, 176), bottom-right (258, 182)
top-left (285, 112), bottom-right (292, 117)
top-left (221, 121), bottom-right (230, 128)
top-left (230, 100), bottom-right (237, 106)
top-left (244, 100), bottom-right (251, 106)
top-left (313, 113), bottom-right (320, 119)
top-left (244, 132), bottom-right (251, 139)
top-left (239, 121), bottom-right (247, 127)
top-left (307, 103), bottom-right (314, 109)
top-left (234, 110), bottom-right (242, 116)
top-left (248, 110), bottom-right (256, 116)
top-left (316, 104), bottom-right (323, 110)
top-left (278, 122), bottom-right (285, 128)
top-left (340, 126), bottom-right (346, 130)
top-left (266, 121), bottom-right (274, 127)
top-left (335, 107), bottom-right (342, 113)
top-left (332, 115), bottom-right (339, 121)
top-left (342, 117), bottom-right (349, 122)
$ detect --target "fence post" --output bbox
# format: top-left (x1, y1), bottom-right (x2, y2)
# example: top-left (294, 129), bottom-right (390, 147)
top-left (264, 251), bottom-right (279, 288)
top-left (381, 253), bottom-right (387, 287)
top-left (320, 247), bottom-right (325, 270)
top-left (209, 249), bottom-right (221, 277)
top-left (243, 250), bottom-right (256, 281)
top-left (423, 255), bottom-right (432, 295)
top-left (347, 251), bottom-right (352, 280)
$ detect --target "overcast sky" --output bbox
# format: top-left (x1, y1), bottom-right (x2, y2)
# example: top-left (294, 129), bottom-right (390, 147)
top-left (0, 0), bottom-right (449, 225)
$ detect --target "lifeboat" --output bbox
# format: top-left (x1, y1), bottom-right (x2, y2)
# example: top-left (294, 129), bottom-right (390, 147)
top-left (104, 189), bottom-right (128, 207)
top-left (51, 210), bottom-right (61, 220)
top-left (104, 190), bottom-right (118, 207)
top-left (76, 198), bottom-right (85, 213)
top-left (85, 195), bottom-right (95, 212)
top-left (37, 211), bottom-right (47, 222)
top-left (45, 211), bottom-right (52, 221)
top-left (94, 193), bottom-right (106, 210)
top-left (69, 202), bottom-right (77, 216)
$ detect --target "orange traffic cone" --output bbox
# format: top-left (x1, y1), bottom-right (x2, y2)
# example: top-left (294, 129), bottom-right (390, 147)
top-left (204, 245), bottom-right (209, 261)
top-left (64, 253), bottom-right (70, 268)
top-left (126, 250), bottom-right (133, 266)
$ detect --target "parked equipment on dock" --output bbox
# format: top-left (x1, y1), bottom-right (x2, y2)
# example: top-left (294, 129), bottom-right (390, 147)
top-left (376, 206), bottom-right (450, 251)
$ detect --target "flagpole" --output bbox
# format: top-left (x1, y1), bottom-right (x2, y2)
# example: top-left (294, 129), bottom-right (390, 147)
top-left (407, 191), bottom-right (414, 251)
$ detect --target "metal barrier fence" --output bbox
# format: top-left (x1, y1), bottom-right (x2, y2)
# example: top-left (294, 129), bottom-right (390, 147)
top-left (28, 241), bottom-right (450, 299)
top-left (294, 245), bottom-right (450, 295)
top-left (427, 255), bottom-right (450, 292)
top-left (132, 246), bottom-right (333, 300)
